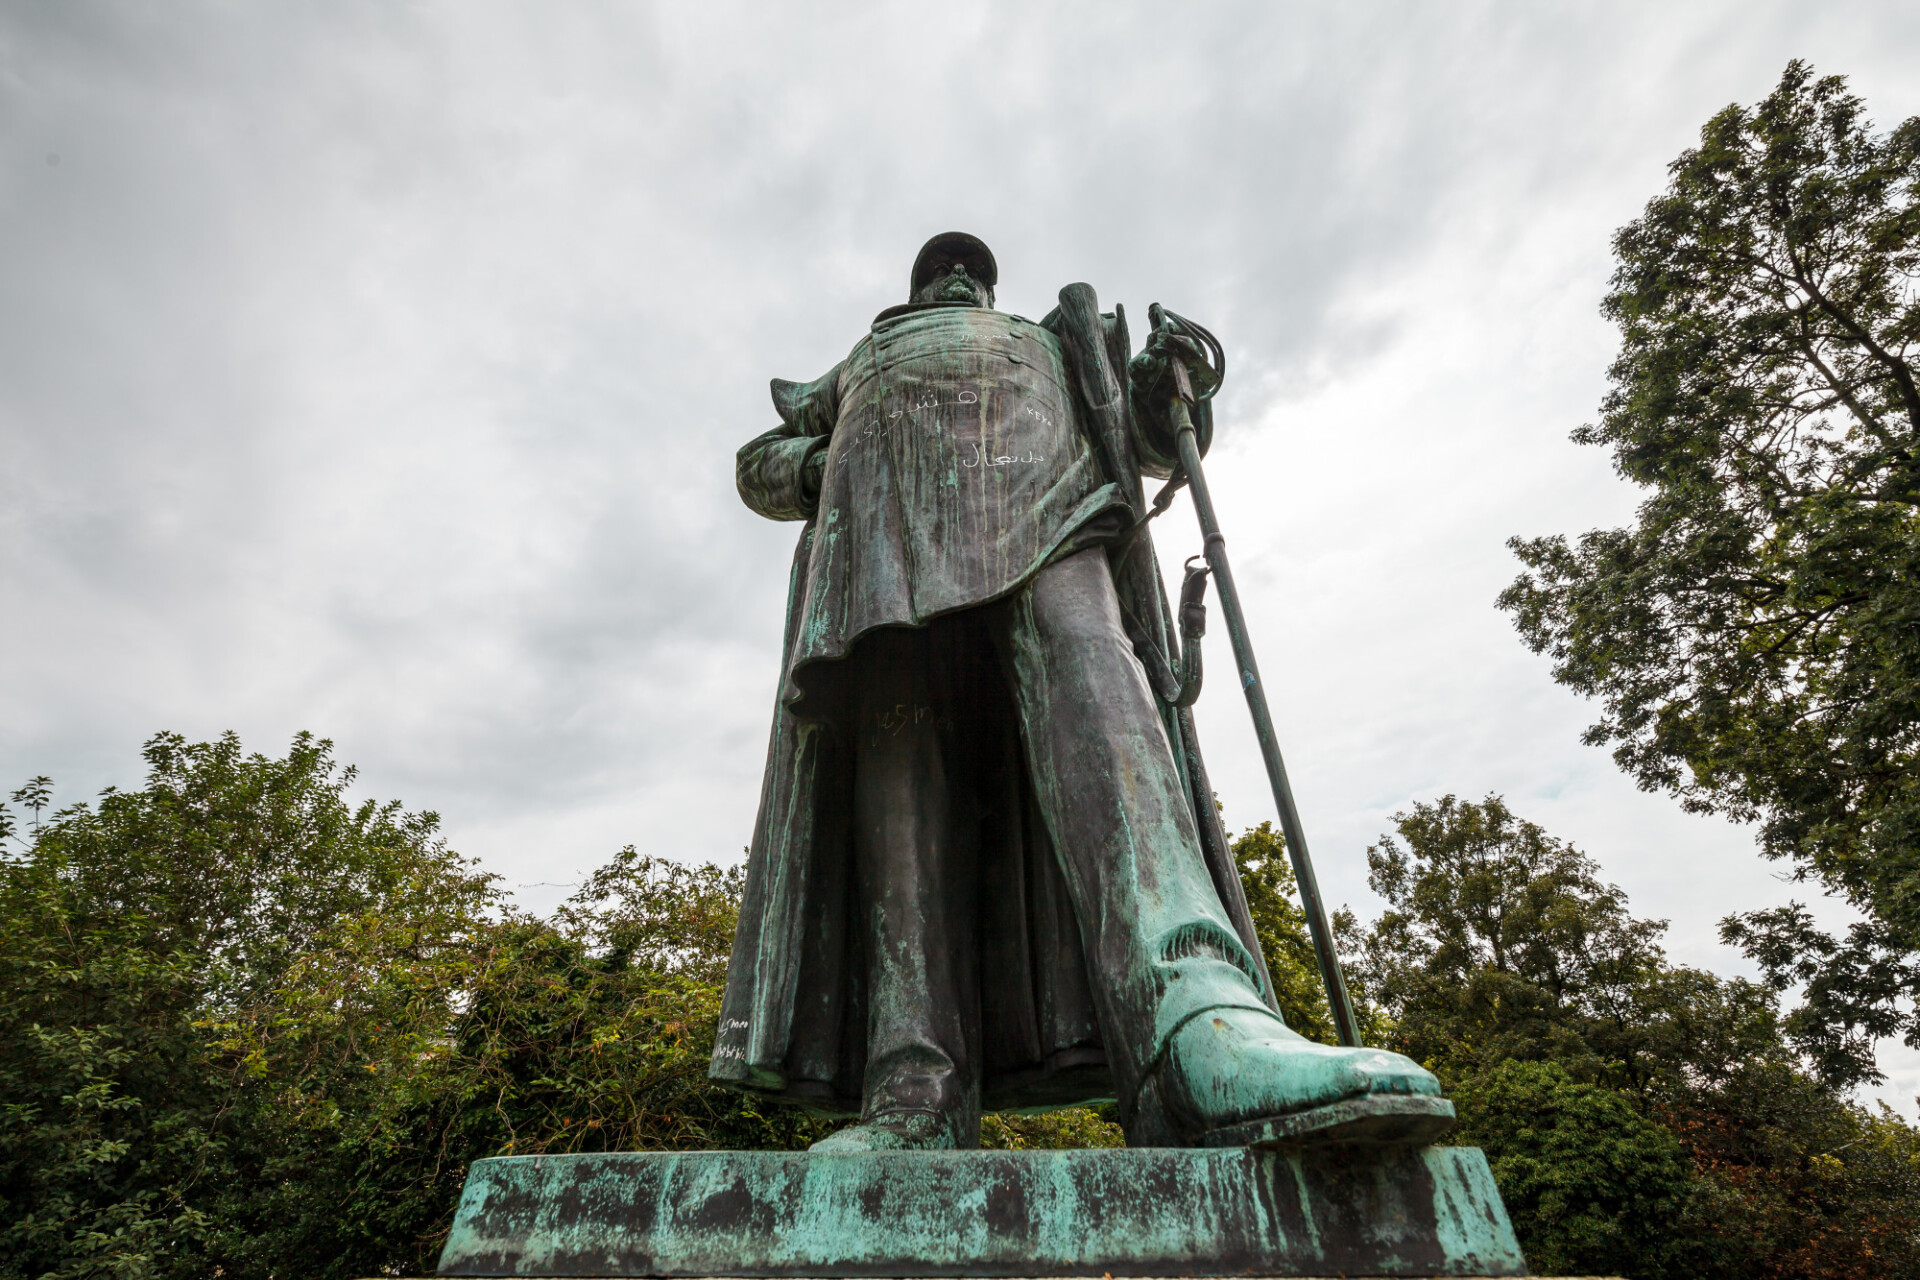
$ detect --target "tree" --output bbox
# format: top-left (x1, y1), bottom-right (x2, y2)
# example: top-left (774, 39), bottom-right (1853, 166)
top-left (0, 736), bottom-right (833, 1279)
top-left (1450, 1061), bottom-right (1694, 1279)
top-left (1719, 903), bottom-right (1920, 1090)
top-left (1356, 794), bottom-right (1678, 1088)
top-left (214, 849), bottom-right (831, 1276)
top-left (1355, 794), bottom-right (1920, 1280)
top-left (1497, 61), bottom-right (1920, 1066)
top-left (0, 731), bottom-right (497, 1280)
top-left (1231, 821), bottom-right (1341, 1042)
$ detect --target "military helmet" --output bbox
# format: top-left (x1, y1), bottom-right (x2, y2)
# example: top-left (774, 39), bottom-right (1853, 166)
top-left (909, 231), bottom-right (997, 299)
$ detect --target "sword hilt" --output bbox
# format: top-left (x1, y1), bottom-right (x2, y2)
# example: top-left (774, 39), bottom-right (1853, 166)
top-left (1146, 302), bottom-right (1226, 406)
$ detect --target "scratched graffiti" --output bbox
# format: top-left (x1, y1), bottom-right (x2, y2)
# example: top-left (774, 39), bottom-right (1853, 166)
top-left (851, 387), bottom-right (986, 449)
top-left (844, 381), bottom-right (1068, 482)
top-left (963, 442), bottom-right (1046, 469)
top-left (896, 388), bottom-right (981, 422)
top-left (875, 702), bottom-right (936, 735)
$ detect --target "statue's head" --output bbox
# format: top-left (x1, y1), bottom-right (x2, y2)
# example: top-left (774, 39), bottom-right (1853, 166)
top-left (909, 231), bottom-right (997, 309)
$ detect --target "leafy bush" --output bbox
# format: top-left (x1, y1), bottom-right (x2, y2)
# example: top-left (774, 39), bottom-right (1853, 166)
top-left (0, 735), bottom-right (823, 1279)
top-left (1452, 1060), bottom-right (1693, 1278)
top-left (1350, 793), bottom-right (1920, 1279)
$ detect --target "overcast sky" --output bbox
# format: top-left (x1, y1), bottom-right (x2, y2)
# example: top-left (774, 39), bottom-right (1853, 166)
top-left (5, 1), bottom-right (1919, 1112)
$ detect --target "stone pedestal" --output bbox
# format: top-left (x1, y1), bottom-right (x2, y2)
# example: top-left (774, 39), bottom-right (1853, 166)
top-left (435, 1145), bottom-right (1525, 1277)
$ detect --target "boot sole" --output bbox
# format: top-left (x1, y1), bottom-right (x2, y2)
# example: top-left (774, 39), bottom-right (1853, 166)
top-left (1198, 1093), bottom-right (1456, 1149)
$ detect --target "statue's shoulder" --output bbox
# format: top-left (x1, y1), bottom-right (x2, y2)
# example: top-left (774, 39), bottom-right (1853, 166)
top-left (1037, 291), bottom-right (1128, 345)
top-left (769, 362), bottom-right (845, 434)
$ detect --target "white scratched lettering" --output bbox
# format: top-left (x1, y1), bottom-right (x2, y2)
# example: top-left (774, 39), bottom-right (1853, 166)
top-left (963, 442), bottom-right (1045, 469)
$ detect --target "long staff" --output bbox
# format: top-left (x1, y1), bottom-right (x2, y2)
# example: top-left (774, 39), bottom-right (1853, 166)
top-left (1149, 303), bottom-right (1362, 1049)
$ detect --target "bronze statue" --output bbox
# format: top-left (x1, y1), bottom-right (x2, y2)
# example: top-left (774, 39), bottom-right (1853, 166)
top-left (712, 233), bottom-right (1447, 1151)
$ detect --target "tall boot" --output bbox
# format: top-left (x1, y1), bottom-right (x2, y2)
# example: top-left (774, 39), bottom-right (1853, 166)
top-left (998, 549), bottom-right (1447, 1147)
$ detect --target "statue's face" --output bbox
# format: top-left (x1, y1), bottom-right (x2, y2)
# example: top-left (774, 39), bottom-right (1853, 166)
top-left (914, 260), bottom-right (994, 309)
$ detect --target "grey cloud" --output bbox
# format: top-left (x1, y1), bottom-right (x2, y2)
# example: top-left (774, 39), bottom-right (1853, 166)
top-left (6, 0), bottom-right (1920, 1104)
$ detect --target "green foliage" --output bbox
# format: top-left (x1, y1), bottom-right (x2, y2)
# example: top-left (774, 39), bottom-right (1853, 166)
top-left (1451, 1061), bottom-right (1693, 1278)
top-left (206, 849), bottom-right (830, 1276)
top-left (28, 732), bottom-right (487, 1009)
top-left (1720, 903), bottom-right (1920, 1089)
top-left (552, 844), bottom-right (745, 986)
top-left (1356, 793), bottom-right (1739, 1095)
top-left (1666, 1061), bottom-right (1920, 1280)
top-left (978, 1107), bottom-right (1124, 1149)
top-left (7, 733), bottom-right (1918, 1278)
top-left (1355, 793), bottom-right (1920, 1280)
top-left (0, 730), bottom-right (491, 1280)
top-left (1230, 821), bottom-right (1339, 1042)
top-left (0, 874), bottom-right (218, 1279)
top-left (0, 734), bottom-right (829, 1280)
top-left (1498, 60), bottom-right (1920, 1075)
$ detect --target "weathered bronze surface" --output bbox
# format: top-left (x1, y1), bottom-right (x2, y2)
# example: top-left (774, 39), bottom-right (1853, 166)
top-left (434, 1146), bottom-right (1525, 1277)
top-left (435, 234), bottom-right (1522, 1278)
top-left (714, 234), bottom-right (1455, 1152)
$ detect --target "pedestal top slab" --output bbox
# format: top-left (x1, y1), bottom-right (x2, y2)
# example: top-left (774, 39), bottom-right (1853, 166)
top-left (436, 1145), bottom-right (1525, 1278)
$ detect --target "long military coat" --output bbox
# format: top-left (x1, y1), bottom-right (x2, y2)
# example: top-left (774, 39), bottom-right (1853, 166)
top-left (711, 285), bottom-right (1258, 1115)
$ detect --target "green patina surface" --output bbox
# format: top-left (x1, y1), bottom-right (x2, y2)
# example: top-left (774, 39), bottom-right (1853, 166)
top-left (436, 1145), bottom-right (1524, 1278)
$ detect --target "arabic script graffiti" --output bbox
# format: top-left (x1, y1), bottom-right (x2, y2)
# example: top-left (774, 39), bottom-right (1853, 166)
top-left (852, 387), bottom-right (986, 449)
top-left (904, 388), bottom-right (980, 418)
top-left (964, 442), bottom-right (1045, 469)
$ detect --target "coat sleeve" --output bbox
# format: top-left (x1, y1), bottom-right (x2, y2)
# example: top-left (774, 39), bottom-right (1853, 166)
top-left (736, 363), bottom-right (844, 522)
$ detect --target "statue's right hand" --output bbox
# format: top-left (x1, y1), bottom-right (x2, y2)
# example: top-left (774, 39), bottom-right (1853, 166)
top-left (801, 448), bottom-right (827, 502)
top-left (1130, 327), bottom-right (1220, 402)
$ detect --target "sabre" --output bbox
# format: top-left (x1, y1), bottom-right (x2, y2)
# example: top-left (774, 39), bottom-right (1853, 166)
top-left (1147, 302), bottom-right (1363, 1049)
